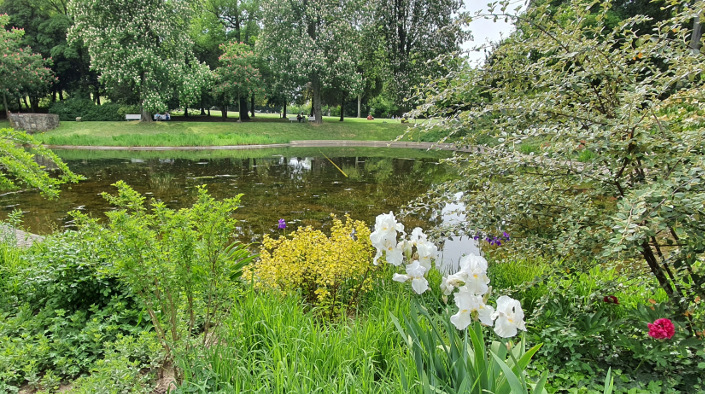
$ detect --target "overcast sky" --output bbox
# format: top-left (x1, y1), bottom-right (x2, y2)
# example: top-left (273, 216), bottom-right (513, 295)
top-left (462, 0), bottom-right (526, 66)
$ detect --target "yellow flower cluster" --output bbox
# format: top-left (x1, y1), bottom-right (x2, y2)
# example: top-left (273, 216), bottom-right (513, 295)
top-left (248, 214), bottom-right (376, 314)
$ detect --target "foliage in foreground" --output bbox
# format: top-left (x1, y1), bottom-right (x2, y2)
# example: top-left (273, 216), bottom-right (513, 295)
top-left (491, 260), bottom-right (704, 392)
top-left (0, 127), bottom-right (82, 198)
top-left (411, 0), bottom-right (705, 329)
top-left (176, 288), bottom-right (413, 393)
top-left (74, 181), bottom-right (254, 368)
top-left (0, 228), bottom-right (161, 393)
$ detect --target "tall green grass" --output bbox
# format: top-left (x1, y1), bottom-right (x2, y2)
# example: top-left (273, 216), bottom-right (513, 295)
top-left (175, 286), bottom-right (416, 393)
top-left (34, 114), bottom-right (424, 147)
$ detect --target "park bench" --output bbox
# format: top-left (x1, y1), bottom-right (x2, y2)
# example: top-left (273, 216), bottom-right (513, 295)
top-left (125, 114), bottom-right (141, 120)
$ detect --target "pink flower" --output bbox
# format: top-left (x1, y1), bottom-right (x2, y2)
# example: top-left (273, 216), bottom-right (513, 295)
top-left (648, 318), bottom-right (675, 339)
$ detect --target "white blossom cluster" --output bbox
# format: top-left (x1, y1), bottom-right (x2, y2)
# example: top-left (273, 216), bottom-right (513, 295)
top-left (256, 0), bottom-right (364, 119)
top-left (371, 212), bottom-right (526, 338)
top-left (67, 0), bottom-right (208, 113)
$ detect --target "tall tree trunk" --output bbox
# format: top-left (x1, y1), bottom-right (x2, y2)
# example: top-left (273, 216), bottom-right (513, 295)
top-left (140, 73), bottom-right (151, 122)
top-left (94, 82), bottom-right (101, 105)
top-left (282, 103), bottom-right (287, 118)
top-left (140, 103), bottom-right (152, 122)
top-left (59, 90), bottom-right (64, 101)
top-left (357, 94), bottom-right (361, 118)
top-left (239, 96), bottom-right (250, 121)
top-left (30, 96), bottom-right (39, 113)
top-left (339, 93), bottom-right (345, 122)
top-left (312, 76), bottom-right (322, 124)
top-left (22, 97), bottom-right (29, 110)
top-left (185, 107), bottom-right (189, 117)
top-left (221, 105), bottom-right (228, 120)
top-left (2, 92), bottom-right (9, 119)
top-left (250, 93), bottom-right (255, 117)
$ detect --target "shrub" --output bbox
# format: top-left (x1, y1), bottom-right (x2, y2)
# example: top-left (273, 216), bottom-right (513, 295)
top-left (524, 265), bottom-right (703, 392)
top-left (21, 229), bottom-right (124, 312)
top-left (49, 98), bottom-right (124, 121)
top-left (69, 331), bottom-right (163, 394)
top-left (248, 214), bottom-right (376, 317)
top-left (78, 181), bottom-right (254, 366)
top-left (0, 295), bottom-right (151, 390)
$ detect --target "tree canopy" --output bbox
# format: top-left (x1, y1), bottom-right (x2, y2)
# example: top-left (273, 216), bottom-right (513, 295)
top-left (67, 0), bottom-right (210, 121)
top-left (0, 13), bottom-right (55, 116)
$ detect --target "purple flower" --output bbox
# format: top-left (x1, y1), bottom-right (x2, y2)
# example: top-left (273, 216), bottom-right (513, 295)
top-left (502, 232), bottom-right (510, 240)
top-left (278, 219), bottom-right (286, 229)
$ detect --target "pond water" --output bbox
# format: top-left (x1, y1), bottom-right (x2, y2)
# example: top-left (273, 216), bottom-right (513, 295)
top-left (1, 147), bottom-right (457, 246)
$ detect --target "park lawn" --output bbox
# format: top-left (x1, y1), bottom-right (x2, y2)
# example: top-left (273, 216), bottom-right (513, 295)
top-left (31, 113), bottom-right (429, 147)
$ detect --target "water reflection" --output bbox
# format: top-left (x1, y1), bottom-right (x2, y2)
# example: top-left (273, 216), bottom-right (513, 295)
top-left (2, 149), bottom-right (454, 246)
top-left (437, 192), bottom-right (480, 275)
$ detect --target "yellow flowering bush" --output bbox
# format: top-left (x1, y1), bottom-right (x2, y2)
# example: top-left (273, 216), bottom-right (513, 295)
top-left (248, 214), bottom-right (376, 316)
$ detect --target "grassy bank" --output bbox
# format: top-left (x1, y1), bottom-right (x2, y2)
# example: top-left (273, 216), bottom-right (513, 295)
top-left (28, 113), bottom-right (431, 147)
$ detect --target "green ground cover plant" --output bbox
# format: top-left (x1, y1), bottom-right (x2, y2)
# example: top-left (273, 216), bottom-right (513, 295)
top-left (0, 225), bottom-right (160, 393)
top-left (488, 260), bottom-right (703, 392)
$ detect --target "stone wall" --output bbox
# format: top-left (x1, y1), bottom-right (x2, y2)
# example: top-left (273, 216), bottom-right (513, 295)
top-left (8, 113), bottom-right (60, 133)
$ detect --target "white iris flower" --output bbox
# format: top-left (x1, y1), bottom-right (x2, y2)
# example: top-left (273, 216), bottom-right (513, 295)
top-left (491, 295), bottom-right (526, 338)
top-left (392, 260), bottom-right (429, 294)
top-left (450, 287), bottom-right (495, 330)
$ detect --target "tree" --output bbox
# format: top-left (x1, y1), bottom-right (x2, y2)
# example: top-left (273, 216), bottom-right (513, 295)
top-left (0, 0), bottom-right (96, 104)
top-left (68, 0), bottom-right (210, 121)
top-left (374, 0), bottom-right (466, 113)
top-left (213, 41), bottom-right (262, 121)
top-left (410, 0), bottom-right (705, 330)
top-left (0, 14), bottom-right (55, 116)
top-left (257, 0), bottom-right (363, 124)
top-left (203, 0), bottom-right (261, 118)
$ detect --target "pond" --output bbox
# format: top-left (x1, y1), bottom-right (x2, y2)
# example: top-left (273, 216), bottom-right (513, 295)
top-left (2, 147), bottom-right (458, 246)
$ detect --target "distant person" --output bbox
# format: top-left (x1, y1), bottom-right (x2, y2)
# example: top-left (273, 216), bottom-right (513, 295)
top-left (165, 112), bottom-right (171, 121)
top-left (297, 113), bottom-right (303, 122)
top-left (367, 115), bottom-right (374, 120)
top-left (154, 113), bottom-right (161, 121)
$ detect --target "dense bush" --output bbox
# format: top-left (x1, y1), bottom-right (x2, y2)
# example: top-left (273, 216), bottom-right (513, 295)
top-left (78, 181), bottom-right (254, 366)
top-left (20, 229), bottom-right (125, 311)
top-left (490, 260), bottom-right (704, 392)
top-left (248, 214), bottom-right (376, 317)
top-left (48, 98), bottom-right (126, 121)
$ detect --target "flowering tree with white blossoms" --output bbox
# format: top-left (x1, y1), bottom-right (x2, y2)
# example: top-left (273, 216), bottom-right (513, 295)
top-left (257, 0), bottom-right (363, 124)
top-left (371, 211), bottom-right (544, 392)
top-left (68, 0), bottom-right (211, 121)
